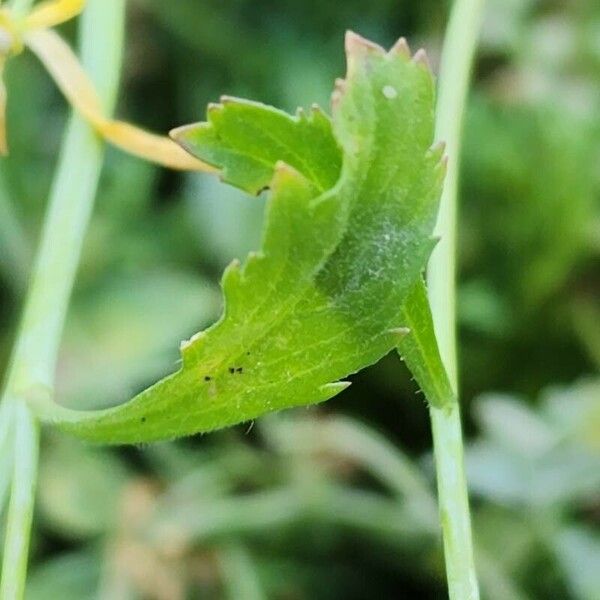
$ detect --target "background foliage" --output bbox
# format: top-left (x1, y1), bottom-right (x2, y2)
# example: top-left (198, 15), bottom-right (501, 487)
top-left (0, 0), bottom-right (598, 598)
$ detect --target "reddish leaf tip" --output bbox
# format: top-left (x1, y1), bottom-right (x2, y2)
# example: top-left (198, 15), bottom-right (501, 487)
top-left (412, 48), bottom-right (431, 69)
top-left (390, 37), bottom-right (411, 58)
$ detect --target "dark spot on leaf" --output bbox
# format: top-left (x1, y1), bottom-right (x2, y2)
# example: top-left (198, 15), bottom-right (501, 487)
top-left (236, 367), bottom-right (243, 373)
top-left (141, 417), bottom-right (147, 423)
top-left (229, 367), bottom-right (235, 374)
top-left (204, 376), bottom-right (212, 381)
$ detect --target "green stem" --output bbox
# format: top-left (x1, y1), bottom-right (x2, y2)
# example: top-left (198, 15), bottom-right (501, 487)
top-left (0, 391), bottom-right (16, 514)
top-left (429, 405), bottom-right (478, 599)
top-left (426, 0), bottom-right (485, 599)
top-left (0, 1), bottom-right (125, 597)
top-left (0, 404), bottom-right (38, 600)
top-left (9, 0), bottom-right (35, 17)
top-left (428, 0), bottom-right (485, 381)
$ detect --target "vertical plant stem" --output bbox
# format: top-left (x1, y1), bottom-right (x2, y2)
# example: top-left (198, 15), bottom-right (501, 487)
top-left (429, 0), bottom-right (485, 379)
top-left (0, 1), bottom-right (125, 597)
top-left (9, 0), bottom-right (35, 17)
top-left (0, 401), bottom-right (15, 513)
top-left (428, 405), bottom-right (479, 599)
top-left (0, 403), bottom-right (38, 600)
top-left (426, 0), bottom-right (485, 599)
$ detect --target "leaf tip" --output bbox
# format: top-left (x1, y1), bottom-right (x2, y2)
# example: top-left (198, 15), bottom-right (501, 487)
top-left (318, 381), bottom-right (352, 401)
top-left (179, 331), bottom-right (207, 363)
top-left (412, 48), bottom-right (431, 70)
top-left (429, 140), bottom-right (446, 160)
top-left (344, 30), bottom-right (384, 57)
top-left (207, 101), bottom-right (223, 114)
top-left (169, 123), bottom-right (196, 147)
top-left (223, 257), bottom-right (242, 288)
top-left (429, 235), bottom-right (442, 251)
top-left (428, 141), bottom-right (448, 182)
top-left (390, 36), bottom-right (411, 59)
top-left (436, 155), bottom-right (448, 182)
top-left (219, 95), bottom-right (241, 106)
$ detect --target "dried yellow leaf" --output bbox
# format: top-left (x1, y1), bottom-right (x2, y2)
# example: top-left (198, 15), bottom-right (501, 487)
top-left (23, 0), bottom-right (85, 31)
top-left (26, 28), bottom-right (213, 171)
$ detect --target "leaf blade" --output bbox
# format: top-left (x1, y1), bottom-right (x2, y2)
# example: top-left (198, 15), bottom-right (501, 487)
top-left (32, 32), bottom-right (452, 443)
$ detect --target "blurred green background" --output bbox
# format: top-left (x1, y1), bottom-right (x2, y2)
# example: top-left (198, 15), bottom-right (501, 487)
top-left (0, 0), bottom-right (599, 598)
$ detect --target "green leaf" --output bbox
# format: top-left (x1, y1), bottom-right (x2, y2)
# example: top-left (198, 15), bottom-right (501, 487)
top-left (175, 97), bottom-right (342, 195)
top-left (32, 32), bottom-right (450, 443)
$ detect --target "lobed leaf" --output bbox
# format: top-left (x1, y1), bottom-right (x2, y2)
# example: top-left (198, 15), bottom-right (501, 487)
top-left (32, 32), bottom-right (451, 443)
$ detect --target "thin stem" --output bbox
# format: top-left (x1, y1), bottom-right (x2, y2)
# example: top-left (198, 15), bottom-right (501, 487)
top-left (426, 0), bottom-right (485, 599)
top-left (0, 401), bottom-right (15, 514)
top-left (0, 1), bottom-right (125, 597)
top-left (429, 405), bottom-right (479, 599)
top-left (9, 0), bottom-right (35, 17)
top-left (0, 403), bottom-right (38, 600)
top-left (428, 0), bottom-right (485, 386)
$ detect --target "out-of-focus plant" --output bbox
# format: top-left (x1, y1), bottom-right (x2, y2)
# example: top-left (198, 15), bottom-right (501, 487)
top-left (458, 96), bottom-right (598, 395)
top-left (463, 100), bottom-right (594, 314)
top-left (26, 413), bottom-right (523, 600)
top-left (467, 378), bottom-right (600, 599)
top-left (457, 0), bottom-right (600, 397)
